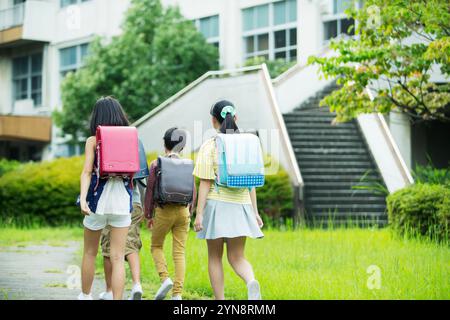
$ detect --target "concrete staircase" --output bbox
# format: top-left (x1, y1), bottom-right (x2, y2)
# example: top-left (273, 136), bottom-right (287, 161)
top-left (283, 83), bottom-right (388, 226)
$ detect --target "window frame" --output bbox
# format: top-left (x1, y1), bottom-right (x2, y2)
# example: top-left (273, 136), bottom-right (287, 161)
top-left (59, 42), bottom-right (89, 77)
top-left (242, 0), bottom-right (298, 62)
top-left (194, 15), bottom-right (220, 48)
top-left (60, 0), bottom-right (90, 9)
top-left (12, 52), bottom-right (43, 107)
top-left (322, 0), bottom-right (358, 43)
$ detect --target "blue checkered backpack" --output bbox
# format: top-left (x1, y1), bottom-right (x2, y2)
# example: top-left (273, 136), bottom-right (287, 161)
top-left (215, 133), bottom-right (265, 188)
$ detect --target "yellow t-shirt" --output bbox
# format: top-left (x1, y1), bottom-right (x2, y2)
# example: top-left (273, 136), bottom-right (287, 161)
top-left (193, 137), bottom-right (252, 204)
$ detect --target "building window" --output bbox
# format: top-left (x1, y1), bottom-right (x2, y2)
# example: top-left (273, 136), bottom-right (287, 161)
top-left (323, 18), bottom-right (354, 41)
top-left (242, 0), bottom-right (297, 62)
top-left (60, 43), bottom-right (89, 77)
top-left (194, 15), bottom-right (220, 49)
top-left (60, 0), bottom-right (90, 8)
top-left (194, 15), bottom-right (220, 64)
top-left (199, 15), bottom-right (219, 43)
top-left (12, 52), bottom-right (43, 106)
top-left (323, 0), bottom-right (355, 41)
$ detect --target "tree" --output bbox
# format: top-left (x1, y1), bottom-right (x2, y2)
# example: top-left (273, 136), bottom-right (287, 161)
top-left (54, 0), bottom-right (218, 141)
top-left (308, 0), bottom-right (450, 123)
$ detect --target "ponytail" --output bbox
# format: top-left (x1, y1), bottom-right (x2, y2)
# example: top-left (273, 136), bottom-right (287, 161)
top-left (210, 100), bottom-right (239, 134)
top-left (220, 112), bottom-right (239, 134)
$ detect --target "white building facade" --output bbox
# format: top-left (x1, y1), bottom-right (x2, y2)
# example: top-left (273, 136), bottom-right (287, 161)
top-left (0, 0), bottom-right (430, 173)
top-left (0, 0), bottom-right (129, 160)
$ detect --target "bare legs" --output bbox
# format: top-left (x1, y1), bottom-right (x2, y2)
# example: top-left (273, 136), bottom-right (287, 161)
top-left (103, 252), bottom-right (141, 292)
top-left (109, 226), bottom-right (129, 299)
top-left (82, 226), bottom-right (128, 300)
top-left (206, 237), bottom-right (256, 300)
top-left (226, 237), bottom-right (255, 283)
top-left (207, 238), bottom-right (225, 300)
top-left (81, 228), bottom-right (102, 296)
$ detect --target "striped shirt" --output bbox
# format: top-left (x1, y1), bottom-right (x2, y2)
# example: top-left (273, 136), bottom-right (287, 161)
top-left (193, 137), bottom-right (251, 204)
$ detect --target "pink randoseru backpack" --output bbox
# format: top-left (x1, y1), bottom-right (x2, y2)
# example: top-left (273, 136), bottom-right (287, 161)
top-left (94, 126), bottom-right (139, 190)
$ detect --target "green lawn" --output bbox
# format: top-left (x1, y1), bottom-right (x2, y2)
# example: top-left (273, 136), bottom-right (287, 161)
top-left (0, 226), bottom-right (449, 300)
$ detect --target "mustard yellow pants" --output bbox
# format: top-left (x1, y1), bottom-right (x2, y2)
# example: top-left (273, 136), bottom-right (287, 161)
top-left (151, 204), bottom-right (190, 296)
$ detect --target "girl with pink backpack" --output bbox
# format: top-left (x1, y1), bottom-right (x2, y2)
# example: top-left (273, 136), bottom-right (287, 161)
top-left (77, 96), bottom-right (139, 300)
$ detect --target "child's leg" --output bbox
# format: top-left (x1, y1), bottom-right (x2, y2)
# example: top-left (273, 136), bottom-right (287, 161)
top-left (126, 252), bottom-right (141, 285)
top-left (151, 210), bottom-right (173, 283)
top-left (100, 226), bottom-right (112, 292)
top-left (103, 257), bottom-right (112, 292)
top-left (226, 237), bottom-right (255, 283)
top-left (109, 226), bottom-right (129, 300)
top-left (81, 228), bottom-right (102, 295)
top-left (126, 204), bottom-right (144, 285)
top-left (206, 238), bottom-right (225, 300)
top-left (171, 209), bottom-right (190, 296)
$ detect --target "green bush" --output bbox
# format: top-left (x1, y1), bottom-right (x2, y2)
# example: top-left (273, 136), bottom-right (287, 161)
top-left (0, 158), bottom-right (22, 177)
top-left (257, 169), bottom-right (294, 224)
top-left (387, 183), bottom-right (449, 242)
top-left (413, 163), bottom-right (450, 187)
top-left (0, 156), bottom-right (84, 225)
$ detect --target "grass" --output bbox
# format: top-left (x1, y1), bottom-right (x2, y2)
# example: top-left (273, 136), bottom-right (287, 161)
top-left (0, 226), bottom-right (449, 300)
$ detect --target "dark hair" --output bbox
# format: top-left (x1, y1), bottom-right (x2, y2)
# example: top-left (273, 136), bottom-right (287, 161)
top-left (210, 100), bottom-right (239, 134)
top-left (89, 96), bottom-right (130, 136)
top-left (164, 127), bottom-right (187, 152)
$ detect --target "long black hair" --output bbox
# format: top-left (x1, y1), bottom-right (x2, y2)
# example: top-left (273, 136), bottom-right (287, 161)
top-left (89, 96), bottom-right (130, 136)
top-left (210, 100), bottom-right (239, 134)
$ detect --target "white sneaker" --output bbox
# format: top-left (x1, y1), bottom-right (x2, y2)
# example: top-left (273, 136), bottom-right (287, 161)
top-left (154, 278), bottom-right (173, 300)
top-left (128, 283), bottom-right (143, 300)
top-left (77, 292), bottom-right (93, 300)
top-left (172, 295), bottom-right (182, 300)
top-left (98, 291), bottom-right (113, 300)
top-left (247, 280), bottom-right (261, 300)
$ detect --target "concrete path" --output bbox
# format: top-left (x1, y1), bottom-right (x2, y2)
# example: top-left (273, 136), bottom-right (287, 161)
top-left (0, 242), bottom-right (104, 300)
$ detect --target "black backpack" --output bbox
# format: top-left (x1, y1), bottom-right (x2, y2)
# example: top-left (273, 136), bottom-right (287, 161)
top-left (154, 155), bottom-right (194, 206)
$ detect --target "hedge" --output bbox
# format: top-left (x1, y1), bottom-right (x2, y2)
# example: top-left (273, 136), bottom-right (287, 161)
top-left (0, 154), bottom-right (293, 226)
top-left (0, 158), bottom-right (21, 177)
top-left (386, 183), bottom-right (449, 242)
top-left (0, 156), bottom-right (84, 225)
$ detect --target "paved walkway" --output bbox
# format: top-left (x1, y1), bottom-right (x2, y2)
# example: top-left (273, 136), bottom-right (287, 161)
top-left (0, 242), bottom-right (103, 300)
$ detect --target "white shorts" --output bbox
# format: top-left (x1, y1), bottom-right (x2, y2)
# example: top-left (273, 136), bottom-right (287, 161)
top-left (83, 213), bottom-right (131, 231)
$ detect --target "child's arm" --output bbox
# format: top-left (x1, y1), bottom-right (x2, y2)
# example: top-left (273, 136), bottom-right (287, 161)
top-left (193, 179), bottom-right (211, 232)
top-left (80, 137), bottom-right (95, 215)
top-left (144, 161), bottom-right (157, 223)
top-left (250, 188), bottom-right (264, 228)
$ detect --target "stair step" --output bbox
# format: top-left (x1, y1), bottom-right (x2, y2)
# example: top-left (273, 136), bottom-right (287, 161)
top-left (284, 113), bottom-right (336, 118)
top-left (300, 168), bottom-right (376, 174)
top-left (306, 212), bottom-right (387, 218)
top-left (283, 116), bottom-right (336, 123)
top-left (303, 175), bottom-right (379, 182)
top-left (297, 154), bottom-right (371, 161)
top-left (292, 141), bottom-right (365, 148)
top-left (294, 148), bottom-right (367, 155)
top-left (305, 196), bottom-right (386, 204)
top-left (288, 108), bottom-right (335, 115)
top-left (306, 204), bottom-right (386, 211)
top-left (289, 135), bottom-right (362, 142)
top-left (285, 123), bottom-right (355, 129)
top-left (305, 189), bottom-right (383, 196)
top-left (305, 181), bottom-right (378, 189)
top-left (300, 161), bottom-right (374, 168)
top-left (287, 128), bottom-right (360, 135)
